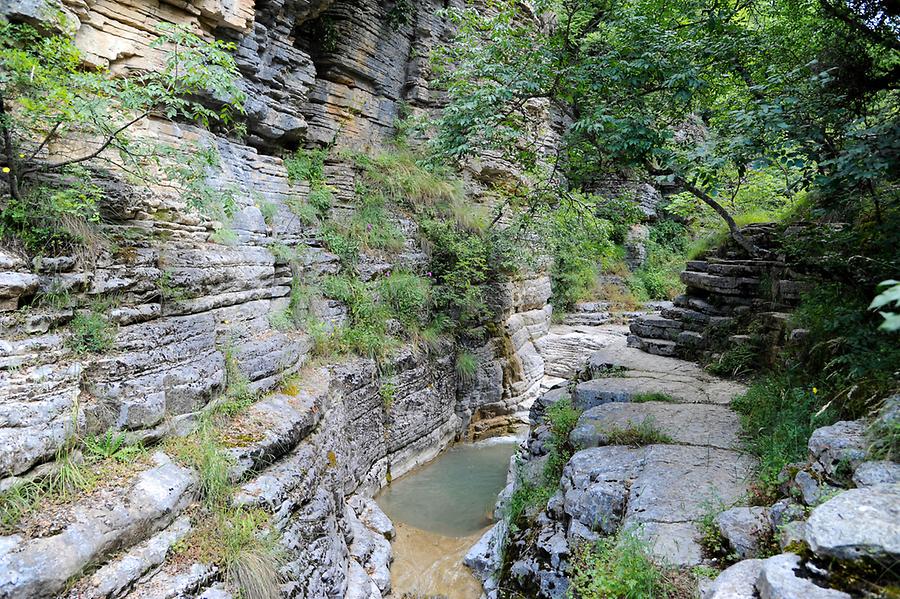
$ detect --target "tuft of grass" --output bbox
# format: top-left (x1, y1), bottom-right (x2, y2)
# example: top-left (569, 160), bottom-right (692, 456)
top-left (378, 271), bottom-right (430, 326)
top-left (631, 392), bottom-right (678, 403)
top-left (218, 344), bottom-right (256, 416)
top-left (707, 343), bottom-right (759, 378)
top-left (167, 422), bottom-right (232, 509)
top-left (67, 309), bottom-right (115, 355)
top-left (211, 227), bottom-right (239, 246)
top-left (543, 398), bottom-right (581, 485)
top-left (455, 350), bottom-right (478, 384)
top-left (505, 476), bottom-right (556, 532)
top-left (346, 148), bottom-right (464, 211)
top-left (0, 481), bottom-right (42, 532)
top-left (867, 407), bottom-right (900, 462)
top-left (606, 417), bottom-right (674, 446)
top-left (220, 508), bottom-right (284, 599)
top-left (570, 528), bottom-right (693, 599)
top-left (321, 223), bottom-right (361, 271)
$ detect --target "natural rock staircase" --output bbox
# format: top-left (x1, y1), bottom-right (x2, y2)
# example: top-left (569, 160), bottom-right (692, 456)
top-left (628, 223), bottom-right (810, 358)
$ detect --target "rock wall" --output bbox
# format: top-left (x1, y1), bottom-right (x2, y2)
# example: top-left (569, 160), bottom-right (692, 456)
top-left (0, 1), bottom-right (563, 597)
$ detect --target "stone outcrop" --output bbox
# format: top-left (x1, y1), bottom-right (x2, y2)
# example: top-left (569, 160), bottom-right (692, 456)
top-left (704, 406), bottom-right (900, 599)
top-left (472, 329), bottom-right (758, 599)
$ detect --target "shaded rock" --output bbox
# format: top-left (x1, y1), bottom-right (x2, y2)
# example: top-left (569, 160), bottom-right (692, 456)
top-left (716, 506), bottom-right (772, 559)
top-left (756, 553), bottom-right (851, 599)
top-left (563, 480), bottom-right (627, 535)
top-left (701, 558), bottom-right (763, 599)
top-left (805, 483), bottom-right (900, 562)
top-left (808, 420), bottom-right (867, 479)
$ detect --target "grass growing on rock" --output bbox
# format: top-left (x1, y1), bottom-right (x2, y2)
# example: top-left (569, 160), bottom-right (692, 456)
top-left (570, 528), bottom-right (695, 598)
top-left (631, 392), bottom-right (678, 403)
top-left (605, 417), bottom-right (674, 446)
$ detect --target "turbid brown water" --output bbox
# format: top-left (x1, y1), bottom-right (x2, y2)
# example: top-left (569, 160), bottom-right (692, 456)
top-left (376, 437), bottom-right (520, 598)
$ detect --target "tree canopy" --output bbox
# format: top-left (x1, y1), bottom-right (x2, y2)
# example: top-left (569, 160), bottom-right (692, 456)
top-left (431, 0), bottom-right (900, 254)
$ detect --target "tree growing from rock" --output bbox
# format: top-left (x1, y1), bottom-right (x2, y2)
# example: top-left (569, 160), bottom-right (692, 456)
top-left (0, 20), bottom-right (246, 253)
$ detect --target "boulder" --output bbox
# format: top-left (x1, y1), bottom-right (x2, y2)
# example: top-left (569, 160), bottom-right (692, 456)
top-left (701, 559), bottom-right (763, 599)
top-left (852, 461), bottom-right (900, 487)
top-left (563, 480), bottom-right (627, 535)
top-left (756, 553), bottom-right (851, 599)
top-left (808, 420), bottom-right (867, 479)
top-left (715, 506), bottom-right (772, 559)
top-left (805, 483), bottom-right (900, 562)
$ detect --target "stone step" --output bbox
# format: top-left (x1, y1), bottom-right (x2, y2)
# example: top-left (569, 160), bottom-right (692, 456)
top-left (674, 294), bottom-right (725, 316)
top-left (571, 401), bottom-right (743, 450)
top-left (681, 270), bottom-right (762, 297)
top-left (563, 312), bottom-right (612, 327)
top-left (629, 315), bottom-right (685, 341)
top-left (627, 334), bottom-right (678, 357)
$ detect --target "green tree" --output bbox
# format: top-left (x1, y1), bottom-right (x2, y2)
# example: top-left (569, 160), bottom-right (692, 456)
top-left (0, 20), bottom-right (245, 250)
top-left (432, 0), bottom-right (899, 255)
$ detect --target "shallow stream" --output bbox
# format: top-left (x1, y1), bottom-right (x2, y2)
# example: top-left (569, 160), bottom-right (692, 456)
top-left (376, 436), bottom-right (520, 598)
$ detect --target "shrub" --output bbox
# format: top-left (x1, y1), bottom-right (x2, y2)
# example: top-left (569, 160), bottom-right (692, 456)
top-left (284, 148), bottom-right (327, 185)
top-left (570, 528), bottom-right (687, 598)
top-left (67, 309), bottom-right (115, 354)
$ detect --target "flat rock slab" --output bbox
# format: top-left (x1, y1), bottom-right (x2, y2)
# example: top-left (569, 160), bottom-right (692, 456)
top-left (805, 483), bottom-right (900, 562)
top-left (0, 452), bottom-right (195, 599)
top-left (757, 553), bottom-right (851, 599)
top-left (701, 559), bottom-right (763, 599)
top-left (586, 340), bottom-right (746, 405)
top-left (573, 402), bottom-right (742, 450)
top-left (561, 445), bottom-right (756, 566)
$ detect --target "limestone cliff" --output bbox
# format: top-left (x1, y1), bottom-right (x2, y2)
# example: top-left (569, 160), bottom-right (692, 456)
top-left (0, 0), bottom-right (564, 597)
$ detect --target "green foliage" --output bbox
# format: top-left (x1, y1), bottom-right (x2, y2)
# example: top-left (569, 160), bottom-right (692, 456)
top-left (321, 223), bottom-right (361, 271)
top-left (505, 477), bottom-right (555, 532)
top-left (595, 195), bottom-right (645, 244)
top-left (0, 176), bottom-right (103, 255)
top-left (432, 0), bottom-right (899, 248)
top-left (346, 149), bottom-right (463, 212)
top-left (569, 528), bottom-right (683, 599)
top-left (157, 270), bottom-right (189, 303)
top-left (379, 380), bottom-right (397, 408)
top-left (0, 20), bottom-right (245, 247)
top-left (793, 284), bottom-right (900, 415)
top-left (67, 308), bottom-right (115, 354)
top-left (547, 199), bottom-right (614, 311)
top-left (733, 376), bottom-right (833, 489)
top-left (218, 508), bottom-right (284, 599)
top-left (867, 406), bottom-right (900, 462)
top-left (168, 421), bottom-right (233, 509)
top-left (631, 392), bottom-right (677, 403)
top-left (630, 220), bottom-right (690, 301)
top-left (284, 148), bottom-right (327, 186)
top-left (210, 227), bottom-right (239, 246)
top-left (707, 343), bottom-right (760, 378)
top-left (286, 196), bottom-right (321, 225)
top-left (543, 398), bottom-right (581, 485)
top-left (378, 271), bottom-right (430, 326)
top-left (308, 185), bottom-right (334, 215)
top-left (455, 350), bottom-right (478, 384)
top-left (606, 418), bottom-right (674, 446)
top-left (219, 344), bottom-right (255, 416)
top-left (256, 200), bottom-right (278, 226)
top-left (349, 194), bottom-right (405, 251)
top-left (870, 280), bottom-right (900, 332)
top-left (84, 431), bottom-right (144, 463)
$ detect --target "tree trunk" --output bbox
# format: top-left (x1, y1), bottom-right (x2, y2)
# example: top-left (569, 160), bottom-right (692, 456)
top-left (677, 177), bottom-right (766, 258)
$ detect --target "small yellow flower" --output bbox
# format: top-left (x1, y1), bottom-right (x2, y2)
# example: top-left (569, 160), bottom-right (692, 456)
top-left (813, 387), bottom-right (818, 394)
top-left (18, 153), bottom-right (24, 158)
top-left (1, 167), bottom-right (9, 174)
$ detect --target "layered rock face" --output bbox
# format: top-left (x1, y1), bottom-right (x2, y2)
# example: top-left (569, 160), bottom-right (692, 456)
top-left (0, 1), bottom-right (562, 597)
